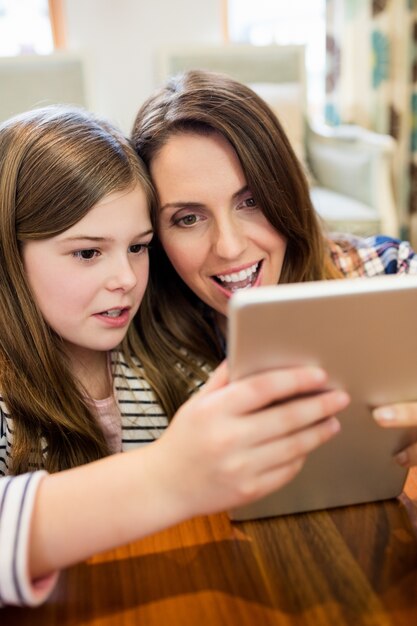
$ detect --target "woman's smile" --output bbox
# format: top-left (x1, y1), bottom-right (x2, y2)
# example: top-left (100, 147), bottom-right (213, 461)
top-left (152, 131), bottom-right (287, 325)
top-left (211, 260), bottom-right (263, 296)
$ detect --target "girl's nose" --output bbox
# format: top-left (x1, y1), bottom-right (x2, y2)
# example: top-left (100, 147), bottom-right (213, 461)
top-left (106, 256), bottom-right (137, 292)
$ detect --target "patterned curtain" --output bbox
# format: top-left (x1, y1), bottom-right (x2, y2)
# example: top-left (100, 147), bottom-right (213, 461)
top-left (325, 0), bottom-right (417, 240)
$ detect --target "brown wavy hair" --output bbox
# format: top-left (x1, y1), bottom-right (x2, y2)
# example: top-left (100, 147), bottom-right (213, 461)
top-left (0, 105), bottom-right (155, 473)
top-left (131, 70), bottom-right (341, 418)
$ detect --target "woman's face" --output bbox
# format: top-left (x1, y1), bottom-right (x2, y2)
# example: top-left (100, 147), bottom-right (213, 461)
top-left (151, 131), bottom-right (287, 329)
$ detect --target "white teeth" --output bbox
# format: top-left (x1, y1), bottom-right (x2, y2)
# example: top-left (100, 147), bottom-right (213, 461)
top-left (102, 309), bottom-right (123, 318)
top-left (217, 262), bottom-right (259, 284)
top-left (230, 283), bottom-right (252, 292)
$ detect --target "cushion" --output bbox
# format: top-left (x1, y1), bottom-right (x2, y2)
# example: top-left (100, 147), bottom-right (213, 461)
top-left (310, 186), bottom-right (381, 236)
top-left (247, 82), bottom-right (311, 180)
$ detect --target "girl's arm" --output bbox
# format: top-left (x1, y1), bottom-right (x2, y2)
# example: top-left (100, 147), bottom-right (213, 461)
top-left (30, 363), bottom-right (348, 578)
top-left (0, 472), bottom-right (58, 607)
top-left (4, 362), bottom-right (350, 606)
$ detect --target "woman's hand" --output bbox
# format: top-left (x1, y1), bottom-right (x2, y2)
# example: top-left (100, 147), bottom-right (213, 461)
top-left (373, 403), bottom-right (417, 467)
top-left (153, 360), bottom-right (350, 519)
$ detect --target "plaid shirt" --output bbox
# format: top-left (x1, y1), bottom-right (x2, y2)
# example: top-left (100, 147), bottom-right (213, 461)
top-left (328, 235), bottom-right (417, 277)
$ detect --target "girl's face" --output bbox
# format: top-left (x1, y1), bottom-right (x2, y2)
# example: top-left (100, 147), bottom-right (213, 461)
top-left (151, 132), bottom-right (287, 330)
top-left (23, 184), bottom-right (152, 364)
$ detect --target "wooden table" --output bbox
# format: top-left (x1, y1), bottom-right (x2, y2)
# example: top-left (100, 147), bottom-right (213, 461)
top-left (4, 470), bottom-right (417, 626)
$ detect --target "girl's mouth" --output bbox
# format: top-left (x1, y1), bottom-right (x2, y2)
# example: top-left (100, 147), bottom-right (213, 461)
top-left (94, 307), bottom-right (131, 327)
top-left (100, 308), bottom-right (126, 318)
top-left (211, 261), bottom-right (262, 294)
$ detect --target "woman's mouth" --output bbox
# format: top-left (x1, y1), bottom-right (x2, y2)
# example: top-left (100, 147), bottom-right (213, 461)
top-left (211, 261), bottom-right (262, 294)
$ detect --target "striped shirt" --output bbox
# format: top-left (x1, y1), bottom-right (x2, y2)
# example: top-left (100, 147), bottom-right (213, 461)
top-left (0, 350), bottom-right (168, 607)
top-left (1, 234), bottom-right (416, 608)
top-left (0, 472), bottom-right (56, 607)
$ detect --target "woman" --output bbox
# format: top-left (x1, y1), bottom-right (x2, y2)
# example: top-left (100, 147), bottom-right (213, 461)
top-left (131, 69), bottom-right (417, 466)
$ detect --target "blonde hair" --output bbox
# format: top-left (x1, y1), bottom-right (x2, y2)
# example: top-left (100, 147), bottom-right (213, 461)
top-left (130, 70), bottom-right (341, 418)
top-left (0, 105), bottom-right (155, 473)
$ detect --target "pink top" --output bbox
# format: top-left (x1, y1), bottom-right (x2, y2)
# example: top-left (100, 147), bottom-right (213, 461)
top-left (92, 396), bottom-right (122, 454)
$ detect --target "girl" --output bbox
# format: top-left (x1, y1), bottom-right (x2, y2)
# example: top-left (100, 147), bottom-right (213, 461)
top-left (0, 106), bottom-right (348, 607)
top-left (131, 68), bottom-right (417, 466)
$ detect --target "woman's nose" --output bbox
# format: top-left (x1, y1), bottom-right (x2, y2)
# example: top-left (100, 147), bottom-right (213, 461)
top-left (213, 218), bottom-right (248, 260)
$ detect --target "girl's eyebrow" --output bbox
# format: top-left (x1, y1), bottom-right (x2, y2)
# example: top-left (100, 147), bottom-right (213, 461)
top-left (60, 229), bottom-right (154, 243)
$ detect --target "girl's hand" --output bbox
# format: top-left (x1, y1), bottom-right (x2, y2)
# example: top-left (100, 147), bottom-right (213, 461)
top-left (153, 361), bottom-right (350, 519)
top-left (373, 403), bottom-right (417, 467)
top-left (27, 361), bottom-right (350, 581)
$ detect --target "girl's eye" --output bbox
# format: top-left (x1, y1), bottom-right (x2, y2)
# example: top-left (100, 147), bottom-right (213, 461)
top-left (129, 243), bottom-right (150, 254)
top-left (72, 249), bottom-right (99, 261)
top-left (173, 213), bottom-right (201, 227)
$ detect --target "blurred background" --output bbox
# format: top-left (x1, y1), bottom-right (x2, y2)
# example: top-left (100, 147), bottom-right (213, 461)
top-left (0, 0), bottom-right (416, 243)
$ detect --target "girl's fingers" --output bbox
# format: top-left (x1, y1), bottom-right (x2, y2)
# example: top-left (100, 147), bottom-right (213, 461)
top-left (253, 458), bottom-right (306, 500)
top-left (373, 402), bottom-right (417, 427)
top-left (250, 415), bottom-right (341, 474)
top-left (226, 416), bottom-right (341, 505)
top-left (220, 416), bottom-right (340, 506)
top-left (232, 457), bottom-right (307, 505)
top-left (241, 389), bottom-right (349, 445)
top-left (218, 366), bottom-right (330, 415)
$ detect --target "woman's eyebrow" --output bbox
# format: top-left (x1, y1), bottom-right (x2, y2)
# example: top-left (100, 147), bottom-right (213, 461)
top-left (232, 185), bottom-right (250, 200)
top-left (160, 188), bottom-right (250, 213)
top-left (159, 201), bottom-right (205, 213)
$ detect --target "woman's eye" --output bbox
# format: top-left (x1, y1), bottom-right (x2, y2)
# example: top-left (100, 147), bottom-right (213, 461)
top-left (73, 249), bottom-right (99, 261)
top-left (242, 197), bottom-right (257, 208)
top-left (174, 214), bottom-right (200, 227)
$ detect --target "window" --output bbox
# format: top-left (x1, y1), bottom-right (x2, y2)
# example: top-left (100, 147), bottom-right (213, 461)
top-left (0, 0), bottom-right (53, 56)
top-left (226, 0), bottom-right (326, 118)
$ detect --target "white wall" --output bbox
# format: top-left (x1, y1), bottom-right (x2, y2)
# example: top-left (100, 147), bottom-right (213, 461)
top-left (64, 0), bottom-right (223, 133)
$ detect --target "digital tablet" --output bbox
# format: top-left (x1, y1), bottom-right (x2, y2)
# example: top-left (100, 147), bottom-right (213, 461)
top-left (227, 274), bottom-right (417, 521)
